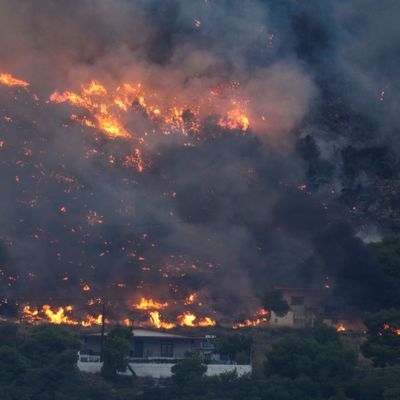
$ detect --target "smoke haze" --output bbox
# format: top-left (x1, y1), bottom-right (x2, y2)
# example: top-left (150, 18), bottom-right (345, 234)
top-left (0, 0), bottom-right (399, 320)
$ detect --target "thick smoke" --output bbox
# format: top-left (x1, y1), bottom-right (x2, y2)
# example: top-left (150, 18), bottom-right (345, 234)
top-left (0, 0), bottom-right (399, 319)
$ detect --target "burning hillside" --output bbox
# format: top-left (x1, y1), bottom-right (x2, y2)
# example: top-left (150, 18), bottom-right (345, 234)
top-left (0, 71), bottom-right (279, 328)
top-left (0, 0), bottom-right (400, 330)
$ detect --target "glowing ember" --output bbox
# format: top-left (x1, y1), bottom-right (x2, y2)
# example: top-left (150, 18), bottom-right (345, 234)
top-left (0, 73), bottom-right (29, 88)
top-left (184, 293), bottom-right (197, 305)
top-left (383, 324), bottom-right (400, 335)
top-left (82, 284), bottom-right (91, 291)
top-left (337, 324), bottom-right (346, 332)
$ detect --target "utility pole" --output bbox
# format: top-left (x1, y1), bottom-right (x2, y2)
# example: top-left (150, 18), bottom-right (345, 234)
top-left (100, 301), bottom-right (106, 362)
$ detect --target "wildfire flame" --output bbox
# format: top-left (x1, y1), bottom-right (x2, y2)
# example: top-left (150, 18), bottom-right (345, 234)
top-left (49, 79), bottom-right (250, 143)
top-left (383, 324), bottom-right (400, 335)
top-left (134, 297), bottom-right (169, 310)
top-left (177, 312), bottom-right (216, 327)
top-left (337, 324), bottom-right (346, 332)
top-left (50, 81), bottom-right (131, 139)
top-left (233, 309), bottom-right (269, 329)
top-left (0, 71), bottom-right (257, 329)
top-left (149, 311), bottom-right (176, 329)
top-left (0, 73), bottom-right (29, 88)
top-left (218, 103), bottom-right (250, 131)
top-left (22, 305), bottom-right (103, 327)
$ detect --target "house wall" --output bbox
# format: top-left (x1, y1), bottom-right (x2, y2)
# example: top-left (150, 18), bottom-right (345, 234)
top-left (82, 336), bottom-right (196, 359)
top-left (268, 310), bottom-right (294, 327)
top-left (141, 338), bottom-right (193, 358)
top-left (77, 360), bottom-right (251, 378)
top-left (82, 336), bottom-right (102, 355)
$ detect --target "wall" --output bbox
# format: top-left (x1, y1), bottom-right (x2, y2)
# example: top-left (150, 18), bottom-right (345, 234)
top-left (141, 338), bottom-right (192, 358)
top-left (268, 310), bottom-right (295, 327)
top-left (82, 336), bottom-right (194, 358)
top-left (77, 360), bottom-right (251, 378)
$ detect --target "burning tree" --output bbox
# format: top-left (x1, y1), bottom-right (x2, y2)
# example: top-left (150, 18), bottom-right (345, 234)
top-left (362, 310), bottom-right (400, 368)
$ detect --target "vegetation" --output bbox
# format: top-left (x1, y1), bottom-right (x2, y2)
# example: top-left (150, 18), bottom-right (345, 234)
top-left (0, 318), bottom-right (399, 400)
top-left (101, 325), bottom-right (134, 380)
top-left (213, 333), bottom-right (252, 364)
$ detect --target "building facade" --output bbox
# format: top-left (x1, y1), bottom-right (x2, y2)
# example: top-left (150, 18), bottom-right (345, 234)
top-left (78, 328), bottom-right (252, 378)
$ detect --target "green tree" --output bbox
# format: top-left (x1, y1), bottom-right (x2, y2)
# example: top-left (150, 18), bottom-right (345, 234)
top-left (101, 325), bottom-right (133, 380)
top-left (171, 356), bottom-right (207, 397)
top-left (0, 323), bottom-right (19, 347)
top-left (262, 290), bottom-right (289, 317)
top-left (373, 236), bottom-right (400, 279)
top-left (19, 325), bottom-right (80, 369)
top-left (0, 346), bottom-right (30, 399)
top-left (371, 236), bottom-right (400, 308)
top-left (383, 365), bottom-right (400, 400)
top-left (264, 330), bottom-right (356, 399)
top-left (362, 310), bottom-right (400, 367)
top-left (213, 334), bottom-right (252, 364)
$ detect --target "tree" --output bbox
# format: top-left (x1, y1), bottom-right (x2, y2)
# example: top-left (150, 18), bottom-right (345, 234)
top-left (213, 334), bottom-right (252, 364)
top-left (101, 325), bottom-right (133, 380)
top-left (382, 365), bottom-right (400, 400)
top-left (262, 290), bottom-right (289, 317)
top-left (371, 236), bottom-right (400, 308)
top-left (0, 345), bottom-right (30, 399)
top-left (19, 325), bottom-right (80, 369)
top-left (373, 236), bottom-right (400, 279)
top-left (264, 330), bottom-right (356, 399)
top-left (171, 356), bottom-right (207, 397)
top-left (362, 310), bottom-right (400, 367)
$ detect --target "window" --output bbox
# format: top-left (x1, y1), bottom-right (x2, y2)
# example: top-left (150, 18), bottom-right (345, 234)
top-left (160, 340), bottom-right (173, 358)
top-left (133, 339), bottom-right (143, 357)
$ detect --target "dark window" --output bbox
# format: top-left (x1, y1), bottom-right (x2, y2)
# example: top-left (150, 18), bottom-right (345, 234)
top-left (133, 339), bottom-right (143, 357)
top-left (160, 340), bottom-right (173, 357)
top-left (291, 296), bottom-right (304, 305)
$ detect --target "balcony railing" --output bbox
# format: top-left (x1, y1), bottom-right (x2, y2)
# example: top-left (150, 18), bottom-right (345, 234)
top-left (78, 353), bottom-right (243, 365)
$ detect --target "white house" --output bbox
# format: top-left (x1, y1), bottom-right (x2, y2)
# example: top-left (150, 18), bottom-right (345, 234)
top-left (78, 328), bottom-right (252, 378)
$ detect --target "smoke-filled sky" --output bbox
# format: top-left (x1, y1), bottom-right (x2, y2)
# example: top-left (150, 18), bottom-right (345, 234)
top-left (0, 0), bottom-right (399, 319)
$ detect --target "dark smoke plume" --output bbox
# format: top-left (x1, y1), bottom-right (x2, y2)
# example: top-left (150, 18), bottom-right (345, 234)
top-left (0, 0), bottom-right (399, 319)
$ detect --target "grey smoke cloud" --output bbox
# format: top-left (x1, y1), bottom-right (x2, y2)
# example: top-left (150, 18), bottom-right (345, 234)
top-left (0, 0), bottom-right (398, 319)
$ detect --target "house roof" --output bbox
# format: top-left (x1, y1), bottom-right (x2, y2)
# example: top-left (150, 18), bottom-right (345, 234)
top-left (132, 329), bottom-right (193, 339)
top-left (83, 328), bottom-right (200, 340)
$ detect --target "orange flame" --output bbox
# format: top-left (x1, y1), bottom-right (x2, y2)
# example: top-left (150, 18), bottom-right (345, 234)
top-left (233, 309), bottom-right (269, 329)
top-left (22, 305), bottom-right (103, 327)
top-left (50, 81), bottom-right (131, 139)
top-left (177, 312), bottom-right (216, 327)
top-left (134, 297), bottom-right (169, 310)
top-left (217, 100), bottom-right (250, 131)
top-left (383, 324), bottom-right (400, 335)
top-left (149, 311), bottom-right (176, 329)
top-left (337, 324), bottom-right (346, 332)
top-left (0, 73), bottom-right (29, 88)
top-left (50, 79), bottom-right (250, 145)
top-left (184, 293), bottom-right (197, 305)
